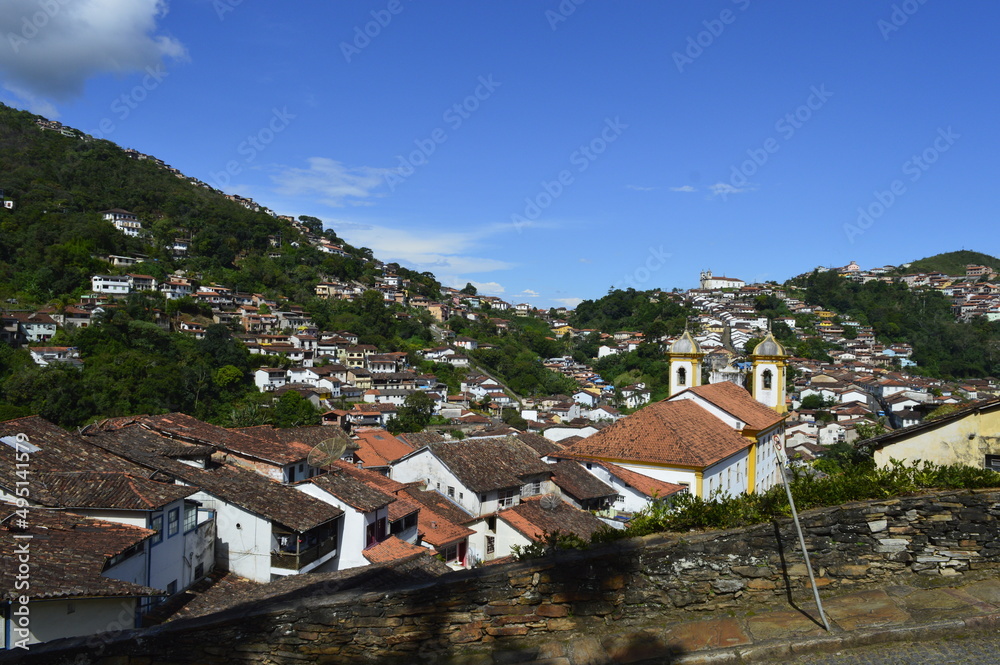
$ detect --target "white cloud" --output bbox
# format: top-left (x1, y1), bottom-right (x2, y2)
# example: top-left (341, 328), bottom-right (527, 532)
top-left (0, 0), bottom-right (187, 110)
top-left (554, 297), bottom-right (583, 309)
top-left (626, 184), bottom-right (657, 192)
top-left (271, 158), bottom-right (393, 207)
top-left (322, 218), bottom-right (516, 277)
top-left (519, 289), bottom-right (539, 298)
top-left (709, 182), bottom-right (755, 198)
top-left (466, 281), bottom-right (505, 295)
top-left (669, 185), bottom-right (696, 192)
top-left (578, 258), bottom-right (592, 263)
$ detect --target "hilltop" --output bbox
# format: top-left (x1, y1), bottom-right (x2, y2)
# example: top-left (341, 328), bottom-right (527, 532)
top-left (901, 250), bottom-right (1000, 277)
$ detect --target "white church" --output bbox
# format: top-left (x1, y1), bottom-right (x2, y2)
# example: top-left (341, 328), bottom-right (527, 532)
top-left (563, 329), bottom-right (789, 502)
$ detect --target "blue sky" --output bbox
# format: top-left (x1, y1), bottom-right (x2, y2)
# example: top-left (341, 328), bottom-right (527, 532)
top-left (2, 1), bottom-right (998, 308)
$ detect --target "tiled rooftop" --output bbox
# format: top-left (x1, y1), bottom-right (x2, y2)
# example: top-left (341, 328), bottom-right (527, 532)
top-left (0, 507), bottom-right (161, 600)
top-left (563, 399), bottom-right (753, 468)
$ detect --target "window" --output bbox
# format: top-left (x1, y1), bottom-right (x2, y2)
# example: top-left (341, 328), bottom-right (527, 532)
top-left (522, 481), bottom-right (541, 497)
top-left (167, 508), bottom-right (180, 537)
top-left (440, 540), bottom-right (467, 565)
top-left (150, 514), bottom-right (163, 545)
top-left (762, 369), bottom-right (773, 390)
top-left (677, 367), bottom-right (687, 386)
top-left (486, 536), bottom-right (495, 555)
top-left (183, 502), bottom-right (197, 533)
top-left (486, 516), bottom-right (497, 532)
top-left (987, 455), bottom-right (1000, 472)
top-left (447, 486), bottom-right (455, 498)
top-left (498, 488), bottom-right (517, 508)
top-left (166, 580), bottom-right (177, 595)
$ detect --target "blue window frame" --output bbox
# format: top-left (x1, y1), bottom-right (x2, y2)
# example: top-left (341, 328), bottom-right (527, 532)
top-left (167, 508), bottom-right (179, 538)
top-left (150, 513), bottom-right (163, 545)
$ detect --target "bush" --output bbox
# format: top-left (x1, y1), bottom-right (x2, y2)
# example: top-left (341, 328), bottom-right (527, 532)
top-left (595, 460), bottom-right (1000, 543)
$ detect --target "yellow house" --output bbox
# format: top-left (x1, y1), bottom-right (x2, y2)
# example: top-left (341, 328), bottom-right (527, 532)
top-left (864, 398), bottom-right (1000, 470)
top-left (552, 325), bottom-right (575, 337)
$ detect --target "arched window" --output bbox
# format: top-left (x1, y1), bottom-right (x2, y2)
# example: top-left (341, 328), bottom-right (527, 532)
top-left (762, 369), bottom-right (773, 390)
top-left (677, 367), bottom-right (687, 386)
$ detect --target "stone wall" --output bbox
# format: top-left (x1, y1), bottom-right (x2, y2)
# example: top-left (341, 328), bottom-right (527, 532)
top-left (7, 488), bottom-right (1000, 665)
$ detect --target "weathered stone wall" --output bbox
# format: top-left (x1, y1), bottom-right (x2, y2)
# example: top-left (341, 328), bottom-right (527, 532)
top-left (7, 488), bottom-right (1000, 665)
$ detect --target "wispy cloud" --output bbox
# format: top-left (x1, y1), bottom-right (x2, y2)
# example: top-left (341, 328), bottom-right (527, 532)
top-left (320, 218), bottom-right (518, 278)
top-left (519, 289), bottom-right (539, 298)
top-left (709, 182), bottom-right (755, 198)
top-left (271, 158), bottom-right (393, 207)
top-left (578, 258), bottom-right (592, 263)
top-left (0, 0), bottom-right (187, 113)
top-left (554, 297), bottom-right (583, 308)
top-left (669, 185), bottom-right (696, 192)
top-left (626, 184), bottom-right (658, 192)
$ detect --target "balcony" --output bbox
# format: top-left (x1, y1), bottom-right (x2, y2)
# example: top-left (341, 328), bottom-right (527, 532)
top-left (271, 535), bottom-right (337, 571)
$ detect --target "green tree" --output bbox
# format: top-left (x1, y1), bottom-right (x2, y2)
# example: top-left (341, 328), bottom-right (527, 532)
top-left (272, 391), bottom-right (320, 427)
top-left (387, 390), bottom-right (436, 434)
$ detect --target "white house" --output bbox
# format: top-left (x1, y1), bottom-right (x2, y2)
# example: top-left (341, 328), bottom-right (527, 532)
top-left (391, 435), bottom-right (554, 518)
top-left (92, 274), bottom-right (131, 295)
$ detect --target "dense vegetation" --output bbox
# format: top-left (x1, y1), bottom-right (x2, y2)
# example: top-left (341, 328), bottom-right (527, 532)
top-left (591, 459), bottom-right (1000, 544)
top-left (0, 300), bottom-right (258, 427)
top-left (0, 103), bottom-right (389, 303)
top-left (444, 314), bottom-right (578, 397)
top-left (900, 250), bottom-right (1000, 278)
top-left (796, 269), bottom-right (1000, 378)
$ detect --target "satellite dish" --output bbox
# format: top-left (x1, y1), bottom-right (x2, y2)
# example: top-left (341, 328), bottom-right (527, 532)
top-left (307, 430), bottom-right (351, 470)
top-left (539, 492), bottom-right (561, 511)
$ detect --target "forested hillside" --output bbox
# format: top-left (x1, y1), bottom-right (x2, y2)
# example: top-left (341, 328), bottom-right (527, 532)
top-left (797, 269), bottom-right (1000, 378)
top-left (900, 250), bottom-right (1000, 277)
top-left (0, 103), bottom-right (382, 303)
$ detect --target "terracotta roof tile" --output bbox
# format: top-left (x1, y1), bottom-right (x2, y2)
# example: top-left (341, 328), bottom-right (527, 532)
top-left (362, 536), bottom-right (428, 564)
top-left (597, 461), bottom-right (687, 499)
top-left (0, 507), bottom-right (161, 600)
top-left (498, 497), bottom-right (606, 542)
top-left (352, 428), bottom-right (414, 467)
top-left (428, 436), bottom-right (553, 493)
top-left (134, 413), bottom-right (312, 465)
top-left (306, 469), bottom-right (396, 513)
top-left (684, 382), bottom-right (785, 430)
top-left (563, 399), bottom-right (751, 468)
top-left (83, 426), bottom-right (343, 533)
top-left (549, 460), bottom-right (615, 501)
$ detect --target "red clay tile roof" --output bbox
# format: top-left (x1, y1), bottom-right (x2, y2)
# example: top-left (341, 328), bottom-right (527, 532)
top-left (134, 413), bottom-right (312, 465)
top-left (306, 469), bottom-right (396, 513)
top-left (598, 461), bottom-right (687, 499)
top-left (362, 536), bottom-right (429, 564)
top-left (498, 497), bottom-right (606, 542)
top-left (82, 426), bottom-right (343, 533)
top-left (35, 471), bottom-right (196, 510)
top-left (397, 487), bottom-right (474, 548)
top-left (352, 428), bottom-right (414, 467)
top-left (562, 399), bottom-right (752, 468)
top-left (682, 382), bottom-right (784, 431)
top-left (549, 460), bottom-right (615, 501)
top-left (427, 436), bottom-right (553, 493)
top-left (0, 507), bottom-right (161, 600)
